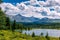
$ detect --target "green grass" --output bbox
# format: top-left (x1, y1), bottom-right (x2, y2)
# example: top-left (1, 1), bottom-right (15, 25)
top-left (0, 30), bottom-right (59, 40)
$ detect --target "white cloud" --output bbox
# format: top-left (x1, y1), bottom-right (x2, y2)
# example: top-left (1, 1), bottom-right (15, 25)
top-left (1, 0), bottom-right (60, 19)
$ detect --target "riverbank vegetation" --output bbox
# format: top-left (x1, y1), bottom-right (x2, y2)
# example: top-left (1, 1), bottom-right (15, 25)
top-left (0, 30), bottom-right (59, 40)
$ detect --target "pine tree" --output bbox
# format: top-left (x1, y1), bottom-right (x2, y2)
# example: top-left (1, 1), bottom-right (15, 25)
top-left (32, 32), bottom-right (35, 37)
top-left (40, 32), bottom-right (43, 36)
top-left (0, 7), bottom-right (6, 26)
top-left (5, 17), bottom-right (11, 29)
top-left (59, 37), bottom-right (60, 40)
top-left (45, 32), bottom-right (50, 40)
top-left (5, 17), bottom-right (10, 26)
top-left (11, 20), bottom-right (16, 31)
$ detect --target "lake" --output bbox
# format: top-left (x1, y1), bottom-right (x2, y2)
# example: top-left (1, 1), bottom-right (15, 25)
top-left (22, 29), bottom-right (60, 37)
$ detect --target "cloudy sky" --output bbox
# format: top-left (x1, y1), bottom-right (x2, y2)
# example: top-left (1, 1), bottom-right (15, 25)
top-left (1, 0), bottom-right (60, 19)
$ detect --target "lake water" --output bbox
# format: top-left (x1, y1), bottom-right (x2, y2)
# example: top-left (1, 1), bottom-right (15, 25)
top-left (22, 29), bottom-right (60, 37)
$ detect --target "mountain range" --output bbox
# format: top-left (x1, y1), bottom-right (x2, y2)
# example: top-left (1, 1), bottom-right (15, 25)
top-left (7, 14), bottom-right (60, 23)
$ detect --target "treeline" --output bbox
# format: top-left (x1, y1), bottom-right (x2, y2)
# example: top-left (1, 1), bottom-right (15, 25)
top-left (21, 23), bottom-right (60, 29)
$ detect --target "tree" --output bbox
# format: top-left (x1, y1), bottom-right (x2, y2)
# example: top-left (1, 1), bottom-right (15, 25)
top-left (59, 37), bottom-right (60, 40)
top-left (40, 32), bottom-right (44, 36)
top-left (11, 20), bottom-right (16, 31)
top-left (17, 23), bottom-right (23, 30)
top-left (5, 17), bottom-right (11, 29)
top-left (5, 17), bottom-right (10, 26)
top-left (32, 32), bottom-right (35, 37)
top-left (0, 8), bottom-right (6, 26)
top-left (45, 32), bottom-right (50, 40)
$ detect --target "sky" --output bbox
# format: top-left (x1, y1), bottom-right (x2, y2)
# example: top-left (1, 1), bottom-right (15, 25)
top-left (2, 0), bottom-right (46, 5)
top-left (1, 0), bottom-right (60, 19)
top-left (3, 0), bottom-right (29, 4)
top-left (3, 0), bottom-right (46, 3)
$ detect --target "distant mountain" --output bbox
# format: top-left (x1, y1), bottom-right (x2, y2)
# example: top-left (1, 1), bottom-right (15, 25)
top-left (9, 14), bottom-right (60, 24)
top-left (39, 17), bottom-right (60, 23)
top-left (12, 14), bottom-right (40, 22)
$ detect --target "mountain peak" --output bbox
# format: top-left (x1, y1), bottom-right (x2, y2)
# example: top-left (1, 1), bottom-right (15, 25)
top-left (16, 14), bottom-right (22, 16)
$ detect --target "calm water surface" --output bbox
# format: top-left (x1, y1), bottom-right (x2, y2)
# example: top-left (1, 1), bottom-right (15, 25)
top-left (22, 29), bottom-right (60, 37)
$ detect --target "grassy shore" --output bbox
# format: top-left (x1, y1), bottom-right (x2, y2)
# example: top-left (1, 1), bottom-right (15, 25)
top-left (0, 30), bottom-right (59, 40)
